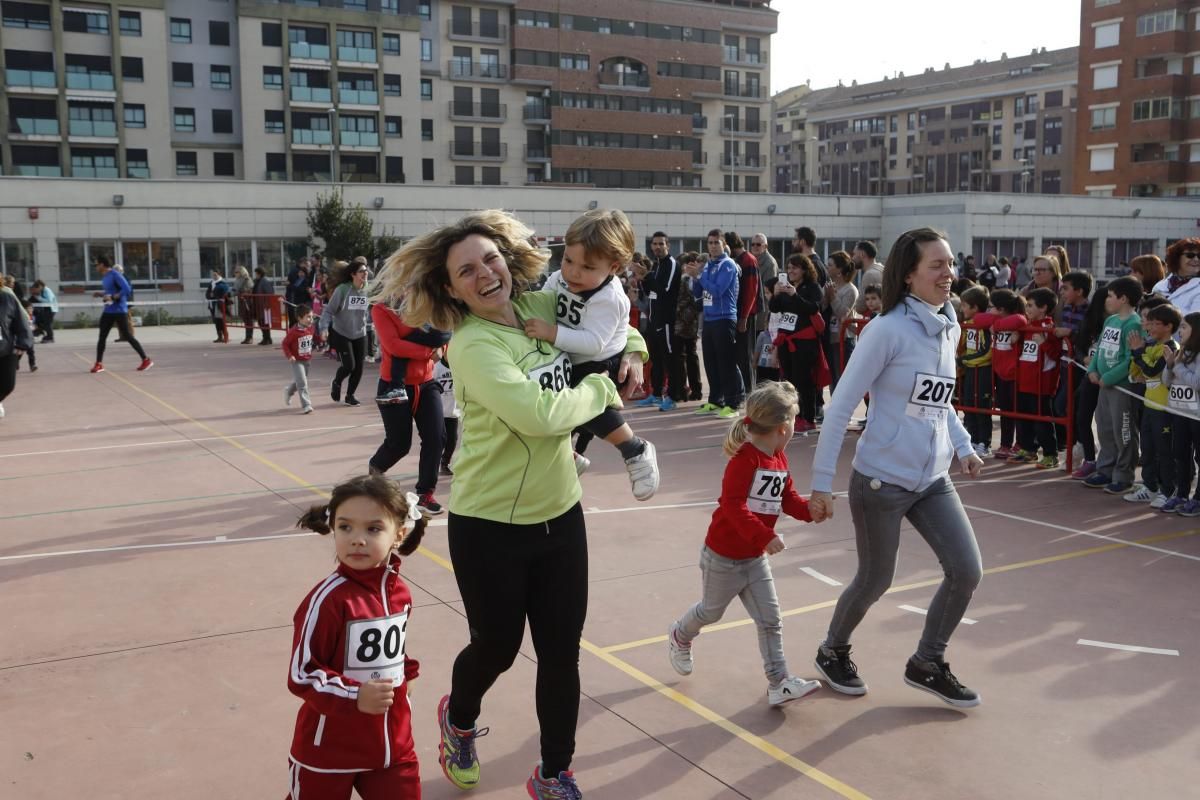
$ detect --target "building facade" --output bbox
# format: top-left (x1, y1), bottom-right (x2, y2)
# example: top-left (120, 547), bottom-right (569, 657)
top-left (772, 47), bottom-right (1078, 198)
top-left (1, 0), bottom-right (776, 191)
top-left (1073, 1), bottom-right (1200, 197)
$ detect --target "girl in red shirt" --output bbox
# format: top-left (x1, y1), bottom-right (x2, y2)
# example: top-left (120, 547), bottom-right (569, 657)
top-left (667, 381), bottom-right (823, 707)
top-left (973, 289), bottom-right (1027, 459)
top-left (287, 475), bottom-right (428, 800)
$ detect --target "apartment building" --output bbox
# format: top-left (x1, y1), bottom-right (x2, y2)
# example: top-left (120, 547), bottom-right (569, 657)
top-left (774, 47), bottom-right (1078, 198)
top-left (1073, 1), bottom-right (1200, 197)
top-left (1, 0), bottom-right (776, 191)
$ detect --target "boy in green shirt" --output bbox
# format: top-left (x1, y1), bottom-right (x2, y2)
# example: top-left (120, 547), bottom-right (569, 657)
top-left (1084, 276), bottom-right (1144, 493)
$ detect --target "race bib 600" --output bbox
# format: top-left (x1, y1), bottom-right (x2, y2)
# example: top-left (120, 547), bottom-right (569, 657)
top-left (1169, 384), bottom-right (1198, 412)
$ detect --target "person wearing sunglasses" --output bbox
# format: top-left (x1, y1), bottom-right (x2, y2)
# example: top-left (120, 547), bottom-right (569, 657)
top-left (1150, 239), bottom-right (1200, 317)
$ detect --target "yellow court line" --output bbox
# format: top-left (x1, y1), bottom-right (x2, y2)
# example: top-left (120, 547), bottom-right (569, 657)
top-left (603, 527), bottom-right (1200, 654)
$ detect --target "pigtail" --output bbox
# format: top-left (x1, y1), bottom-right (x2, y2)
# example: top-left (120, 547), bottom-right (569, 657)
top-left (297, 502), bottom-right (333, 534)
top-left (723, 415), bottom-right (751, 457)
top-left (397, 515), bottom-right (428, 556)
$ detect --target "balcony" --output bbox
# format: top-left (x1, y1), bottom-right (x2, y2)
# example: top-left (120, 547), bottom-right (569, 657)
top-left (289, 42), bottom-right (331, 62)
top-left (68, 119), bottom-right (117, 138)
top-left (447, 20), bottom-right (507, 43)
top-left (340, 130), bottom-right (379, 148)
top-left (449, 141), bottom-right (507, 161)
top-left (720, 118), bottom-right (766, 137)
top-left (722, 83), bottom-right (765, 100)
top-left (290, 86), bottom-right (333, 104)
top-left (5, 69), bottom-right (56, 92)
top-left (524, 145), bottom-right (550, 162)
top-left (448, 60), bottom-right (508, 82)
top-left (11, 117), bottom-right (60, 137)
top-left (522, 103), bottom-right (550, 123)
top-left (265, 170), bottom-right (289, 181)
top-left (292, 129), bottom-right (333, 147)
top-left (126, 166), bottom-right (150, 179)
top-left (73, 166), bottom-right (120, 178)
top-left (65, 72), bottom-right (115, 92)
top-left (719, 154), bottom-right (764, 171)
top-left (337, 46), bottom-right (377, 65)
top-left (1127, 157), bottom-right (1186, 185)
top-left (692, 151), bottom-right (708, 168)
top-left (722, 48), bottom-right (768, 67)
top-left (338, 89), bottom-right (379, 106)
top-left (13, 165), bottom-right (62, 176)
top-left (295, 170), bottom-right (333, 182)
top-left (597, 69), bottom-right (650, 90)
top-left (449, 101), bottom-right (507, 121)
top-left (692, 114), bottom-right (708, 132)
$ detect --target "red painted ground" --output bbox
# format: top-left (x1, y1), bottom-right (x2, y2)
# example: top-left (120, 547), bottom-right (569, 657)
top-left (2, 324), bottom-right (1197, 799)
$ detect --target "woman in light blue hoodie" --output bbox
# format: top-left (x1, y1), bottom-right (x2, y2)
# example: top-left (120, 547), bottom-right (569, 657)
top-left (808, 228), bottom-right (985, 709)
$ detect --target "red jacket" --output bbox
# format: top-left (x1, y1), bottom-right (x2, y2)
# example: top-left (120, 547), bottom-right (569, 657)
top-left (281, 324), bottom-right (316, 362)
top-left (288, 553), bottom-right (420, 772)
top-left (1017, 318), bottom-right (1061, 395)
top-left (735, 250), bottom-right (760, 321)
top-left (705, 443), bottom-right (811, 560)
top-left (976, 311), bottom-right (1027, 381)
top-left (372, 304), bottom-right (437, 386)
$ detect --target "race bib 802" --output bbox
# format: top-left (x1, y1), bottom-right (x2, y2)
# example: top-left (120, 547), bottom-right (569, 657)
top-left (344, 610), bottom-right (409, 686)
top-left (907, 372), bottom-right (955, 422)
top-left (747, 468), bottom-right (787, 515)
top-left (528, 352), bottom-right (573, 393)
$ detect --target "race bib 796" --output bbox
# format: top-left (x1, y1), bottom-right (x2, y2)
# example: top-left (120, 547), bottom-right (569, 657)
top-left (777, 312), bottom-right (798, 332)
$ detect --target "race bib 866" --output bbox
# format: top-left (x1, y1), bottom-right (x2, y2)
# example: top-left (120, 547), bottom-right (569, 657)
top-left (528, 352), bottom-right (573, 393)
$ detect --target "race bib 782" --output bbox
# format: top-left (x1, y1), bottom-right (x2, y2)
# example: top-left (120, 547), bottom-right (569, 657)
top-left (747, 468), bottom-right (787, 515)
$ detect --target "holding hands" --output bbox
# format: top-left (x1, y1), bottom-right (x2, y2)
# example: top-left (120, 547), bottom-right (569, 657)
top-left (808, 491), bottom-right (834, 522)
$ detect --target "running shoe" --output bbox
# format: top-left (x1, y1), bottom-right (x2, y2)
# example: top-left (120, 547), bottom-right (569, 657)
top-left (375, 386), bottom-right (409, 405)
top-left (1082, 472), bottom-right (1111, 489)
top-left (302, 406), bottom-right (314, 415)
top-left (437, 694), bottom-right (488, 790)
top-left (1150, 492), bottom-right (1170, 509)
top-left (694, 402), bottom-right (721, 415)
top-left (624, 441), bottom-right (660, 501)
top-left (974, 444), bottom-right (992, 458)
top-left (1122, 484), bottom-right (1154, 503)
top-left (1161, 496), bottom-right (1186, 513)
top-left (89, 362), bottom-right (105, 373)
top-left (284, 385), bottom-right (295, 407)
top-left (634, 394), bottom-right (662, 408)
top-left (658, 397), bottom-right (678, 412)
top-left (992, 445), bottom-right (1014, 460)
top-left (1009, 449), bottom-right (1037, 464)
top-left (417, 493), bottom-right (444, 515)
top-left (1178, 499), bottom-right (1200, 517)
top-left (344, 396), bottom-right (361, 407)
top-left (330, 380), bottom-right (341, 403)
top-left (1034, 455), bottom-right (1059, 470)
top-left (814, 644), bottom-right (867, 695)
top-left (667, 623), bottom-right (693, 676)
top-left (903, 658), bottom-right (980, 708)
top-left (1070, 460), bottom-right (1097, 480)
top-left (767, 676), bottom-right (821, 707)
top-left (716, 405), bottom-right (739, 418)
top-left (527, 764), bottom-right (583, 800)
top-left (1103, 481), bottom-right (1132, 495)
top-left (0, 402), bottom-right (5, 418)
top-left (573, 452), bottom-right (590, 476)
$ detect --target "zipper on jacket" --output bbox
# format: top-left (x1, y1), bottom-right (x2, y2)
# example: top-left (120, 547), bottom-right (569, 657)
top-left (379, 567), bottom-right (392, 768)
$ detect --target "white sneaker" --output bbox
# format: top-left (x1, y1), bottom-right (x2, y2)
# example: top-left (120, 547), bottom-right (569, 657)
top-left (667, 623), bottom-right (693, 676)
top-left (1150, 492), bottom-right (1170, 509)
top-left (974, 443), bottom-right (992, 458)
top-left (1123, 484), bottom-right (1154, 503)
top-left (767, 675), bottom-right (821, 707)
top-left (625, 440), bottom-right (660, 501)
top-left (284, 385), bottom-right (294, 406)
top-left (0, 402), bottom-right (5, 419)
top-left (573, 451), bottom-right (590, 476)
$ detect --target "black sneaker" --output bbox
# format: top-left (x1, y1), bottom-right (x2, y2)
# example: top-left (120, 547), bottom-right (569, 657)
top-left (903, 658), bottom-right (980, 708)
top-left (331, 381), bottom-right (341, 403)
top-left (417, 493), bottom-right (444, 515)
top-left (440, 462), bottom-right (453, 476)
top-left (814, 644), bottom-right (867, 695)
top-left (344, 395), bottom-right (361, 407)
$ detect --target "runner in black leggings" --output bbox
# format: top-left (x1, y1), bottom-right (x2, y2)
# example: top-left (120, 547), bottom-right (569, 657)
top-left (90, 259), bottom-right (152, 374)
top-left (319, 261), bottom-right (370, 406)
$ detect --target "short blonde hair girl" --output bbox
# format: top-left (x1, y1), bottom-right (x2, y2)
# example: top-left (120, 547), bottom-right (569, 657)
top-left (723, 381), bottom-right (800, 456)
top-left (372, 209), bottom-right (548, 330)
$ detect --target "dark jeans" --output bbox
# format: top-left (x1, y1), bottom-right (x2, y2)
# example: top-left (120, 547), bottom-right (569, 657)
top-left (825, 335), bottom-right (854, 392)
top-left (735, 317), bottom-right (757, 394)
top-left (671, 334), bottom-right (701, 400)
top-left (96, 312), bottom-right (147, 363)
top-left (369, 379), bottom-right (444, 494)
top-left (1140, 407), bottom-right (1174, 495)
top-left (994, 378), bottom-right (1016, 449)
top-left (779, 338), bottom-right (819, 423)
top-left (701, 318), bottom-right (743, 408)
top-left (239, 298), bottom-right (256, 339)
top-left (329, 330), bottom-right (366, 399)
top-left (571, 355), bottom-right (625, 456)
top-left (0, 353), bottom-right (17, 402)
top-left (447, 502), bottom-right (588, 777)
top-left (647, 324), bottom-right (672, 398)
top-left (1075, 374), bottom-right (1099, 462)
top-left (961, 365), bottom-right (993, 447)
top-left (34, 308), bottom-right (54, 339)
top-left (1017, 392), bottom-right (1057, 455)
top-left (1170, 417), bottom-right (1200, 500)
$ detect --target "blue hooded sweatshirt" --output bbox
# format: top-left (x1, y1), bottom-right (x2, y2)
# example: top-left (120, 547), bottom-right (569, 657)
top-left (101, 269), bottom-right (132, 314)
top-left (692, 253), bottom-right (739, 322)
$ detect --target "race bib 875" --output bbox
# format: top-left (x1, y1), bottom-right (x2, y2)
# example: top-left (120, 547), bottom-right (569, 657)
top-left (907, 372), bottom-right (955, 422)
top-left (347, 294), bottom-right (368, 310)
top-left (747, 468), bottom-right (787, 516)
top-left (344, 610), bottom-right (409, 686)
top-left (528, 352), bottom-right (573, 393)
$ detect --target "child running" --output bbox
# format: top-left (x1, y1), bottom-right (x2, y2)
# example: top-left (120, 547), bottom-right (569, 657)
top-left (287, 475), bottom-right (428, 799)
top-left (281, 304), bottom-right (317, 414)
top-left (667, 381), bottom-right (823, 707)
top-left (523, 208), bottom-right (660, 500)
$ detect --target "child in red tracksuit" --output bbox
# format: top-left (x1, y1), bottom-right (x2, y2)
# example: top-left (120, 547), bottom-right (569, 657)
top-left (974, 289), bottom-right (1027, 459)
top-left (667, 381), bottom-right (823, 707)
top-left (282, 305), bottom-right (317, 414)
top-left (287, 475), bottom-right (429, 800)
top-left (1013, 288), bottom-right (1062, 468)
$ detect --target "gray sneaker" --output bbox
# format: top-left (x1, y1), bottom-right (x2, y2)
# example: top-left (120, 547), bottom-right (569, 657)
top-left (667, 623), bottom-right (693, 676)
top-left (625, 440), bottom-right (660, 501)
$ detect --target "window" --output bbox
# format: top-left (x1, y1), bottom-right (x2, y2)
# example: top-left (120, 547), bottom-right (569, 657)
top-left (382, 33), bottom-right (400, 55)
top-left (172, 62), bottom-right (194, 88)
top-left (1090, 106), bottom-right (1117, 129)
top-left (213, 152), bottom-right (235, 177)
top-left (263, 66), bottom-right (283, 89)
top-left (384, 74), bottom-right (401, 96)
top-left (386, 156), bottom-right (405, 183)
top-left (118, 10), bottom-right (141, 36)
top-left (121, 56), bottom-right (143, 82)
top-left (170, 17), bottom-right (191, 43)
top-left (174, 108), bottom-right (195, 132)
top-left (3, 2), bottom-right (51, 29)
top-left (560, 53), bottom-right (589, 70)
top-left (455, 166), bottom-right (474, 185)
top-left (481, 167), bottom-right (501, 186)
top-left (420, 39), bottom-right (431, 62)
top-left (421, 119), bottom-right (433, 141)
top-left (124, 104), bottom-right (146, 128)
top-left (1132, 97), bottom-right (1182, 121)
top-left (212, 109), bottom-right (233, 134)
top-left (176, 151), bottom-right (197, 176)
top-left (63, 9), bottom-right (108, 34)
top-left (262, 22), bottom-right (281, 47)
top-left (1137, 10), bottom-right (1181, 36)
top-left (209, 20), bottom-right (230, 46)
top-left (418, 3), bottom-right (431, 21)
top-left (1093, 64), bottom-right (1119, 90)
top-left (211, 65), bottom-right (232, 90)
top-left (422, 158), bottom-right (434, 181)
top-left (1, 241), bottom-right (36, 283)
top-left (385, 116), bottom-right (402, 137)
top-left (1094, 21), bottom-right (1120, 48)
top-left (265, 110), bottom-right (284, 134)
top-left (1089, 146), bottom-right (1116, 171)
top-left (57, 241), bottom-right (114, 283)
top-left (420, 78), bottom-right (432, 100)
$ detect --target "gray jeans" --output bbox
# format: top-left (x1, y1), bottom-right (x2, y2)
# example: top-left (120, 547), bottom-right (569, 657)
top-left (1095, 384), bottom-right (1139, 484)
top-left (676, 545), bottom-right (788, 684)
top-left (825, 470), bottom-right (982, 662)
top-left (286, 360), bottom-right (312, 410)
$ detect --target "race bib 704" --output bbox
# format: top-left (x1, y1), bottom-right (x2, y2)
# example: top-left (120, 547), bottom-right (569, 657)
top-left (528, 352), bottom-right (573, 393)
top-left (747, 468), bottom-right (787, 516)
top-left (907, 372), bottom-right (955, 422)
top-left (344, 610), bottom-right (409, 686)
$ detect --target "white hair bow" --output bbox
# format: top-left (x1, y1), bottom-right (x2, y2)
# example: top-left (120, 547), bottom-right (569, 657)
top-left (405, 492), bottom-right (423, 521)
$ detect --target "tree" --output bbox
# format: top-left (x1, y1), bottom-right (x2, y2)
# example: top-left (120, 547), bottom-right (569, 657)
top-left (305, 189), bottom-right (376, 264)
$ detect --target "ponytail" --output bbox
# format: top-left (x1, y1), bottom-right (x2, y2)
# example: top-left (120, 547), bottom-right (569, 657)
top-left (297, 503), bottom-right (333, 534)
top-left (722, 381), bottom-right (800, 456)
top-left (397, 516), bottom-right (427, 556)
top-left (297, 475), bottom-right (429, 555)
top-left (722, 415), bottom-right (752, 457)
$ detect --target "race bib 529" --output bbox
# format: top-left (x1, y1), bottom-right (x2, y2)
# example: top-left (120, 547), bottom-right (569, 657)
top-left (1020, 340), bottom-right (1039, 362)
top-left (344, 610), bottom-right (408, 686)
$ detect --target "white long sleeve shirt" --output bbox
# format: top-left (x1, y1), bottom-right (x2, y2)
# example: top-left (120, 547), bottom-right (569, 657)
top-left (541, 271), bottom-right (629, 364)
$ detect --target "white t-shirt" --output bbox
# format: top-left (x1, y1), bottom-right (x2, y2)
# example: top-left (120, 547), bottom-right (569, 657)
top-left (543, 271), bottom-right (630, 365)
top-left (433, 360), bottom-right (459, 418)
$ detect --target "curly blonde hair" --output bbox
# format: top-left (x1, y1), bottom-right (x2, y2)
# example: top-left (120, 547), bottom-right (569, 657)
top-left (371, 210), bottom-right (549, 330)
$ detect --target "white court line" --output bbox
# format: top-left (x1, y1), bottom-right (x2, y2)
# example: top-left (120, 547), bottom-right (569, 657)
top-left (1077, 639), bottom-right (1179, 656)
top-left (799, 566), bottom-right (842, 586)
top-left (961, 502), bottom-right (1200, 563)
top-left (0, 423), bottom-right (382, 459)
top-left (899, 604), bottom-right (977, 625)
